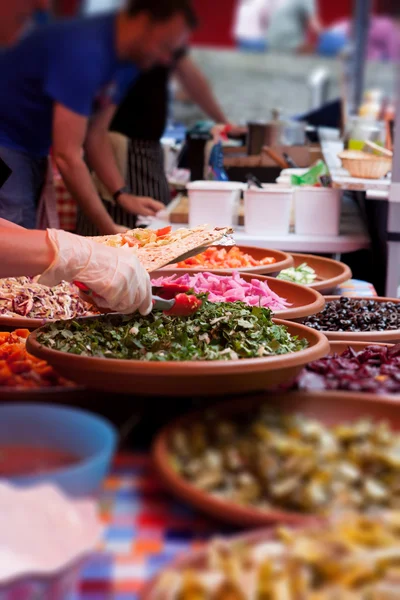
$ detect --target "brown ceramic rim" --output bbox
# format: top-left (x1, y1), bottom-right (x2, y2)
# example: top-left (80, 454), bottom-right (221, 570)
top-left (314, 296), bottom-right (400, 342)
top-left (0, 385), bottom-right (87, 403)
top-left (289, 253), bottom-right (352, 293)
top-left (159, 245), bottom-right (294, 276)
top-left (0, 315), bottom-right (52, 332)
top-left (151, 271), bottom-right (325, 321)
top-left (26, 318), bottom-right (329, 396)
top-left (152, 389), bottom-right (400, 528)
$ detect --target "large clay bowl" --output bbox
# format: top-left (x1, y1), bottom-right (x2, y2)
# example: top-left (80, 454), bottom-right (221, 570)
top-left (306, 296), bottom-right (400, 343)
top-left (159, 245), bottom-right (293, 276)
top-left (152, 390), bottom-right (400, 528)
top-left (288, 253), bottom-right (352, 294)
top-left (151, 271), bottom-right (325, 321)
top-left (26, 317), bottom-right (329, 397)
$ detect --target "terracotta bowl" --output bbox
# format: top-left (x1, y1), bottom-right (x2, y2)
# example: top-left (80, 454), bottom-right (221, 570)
top-left (159, 245), bottom-right (293, 276)
top-left (0, 386), bottom-right (88, 404)
top-left (0, 315), bottom-right (51, 333)
top-left (152, 390), bottom-right (400, 528)
top-left (26, 318), bottom-right (329, 397)
top-left (151, 271), bottom-right (325, 321)
top-left (0, 312), bottom-right (100, 332)
top-left (306, 296), bottom-right (400, 343)
top-left (288, 253), bottom-right (352, 294)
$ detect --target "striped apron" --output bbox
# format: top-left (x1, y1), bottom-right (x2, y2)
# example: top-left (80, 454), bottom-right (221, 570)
top-left (76, 140), bottom-right (170, 236)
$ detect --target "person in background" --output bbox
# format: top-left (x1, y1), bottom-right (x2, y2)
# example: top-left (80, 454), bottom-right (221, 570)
top-left (0, 0), bottom-right (177, 315)
top-left (0, 0), bottom-right (197, 233)
top-left (266, 0), bottom-right (323, 54)
top-left (318, 3), bottom-right (400, 61)
top-left (78, 52), bottom-right (232, 234)
top-left (233, 0), bottom-right (270, 52)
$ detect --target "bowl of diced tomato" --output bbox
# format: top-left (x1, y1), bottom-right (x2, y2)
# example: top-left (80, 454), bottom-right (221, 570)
top-left (159, 245), bottom-right (293, 275)
top-left (0, 329), bottom-right (85, 402)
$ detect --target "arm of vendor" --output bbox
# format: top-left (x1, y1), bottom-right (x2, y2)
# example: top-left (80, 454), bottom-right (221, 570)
top-left (174, 55), bottom-right (229, 125)
top-left (0, 3), bottom-right (194, 233)
top-left (85, 100), bottom-right (164, 221)
top-left (48, 25), bottom-right (144, 236)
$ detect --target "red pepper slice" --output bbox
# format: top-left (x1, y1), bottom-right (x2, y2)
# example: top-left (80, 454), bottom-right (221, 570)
top-left (163, 294), bottom-right (202, 317)
top-left (154, 283), bottom-right (191, 300)
top-left (156, 226), bottom-right (172, 237)
top-left (74, 281), bottom-right (90, 293)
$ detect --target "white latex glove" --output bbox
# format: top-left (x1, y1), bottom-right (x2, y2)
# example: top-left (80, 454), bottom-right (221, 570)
top-left (39, 229), bottom-right (152, 315)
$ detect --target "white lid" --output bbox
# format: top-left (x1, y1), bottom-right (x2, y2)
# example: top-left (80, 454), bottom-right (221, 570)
top-left (245, 184), bottom-right (293, 194)
top-left (294, 185), bottom-right (340, 193)
top-left (187, 181), bottom-right (245, 191)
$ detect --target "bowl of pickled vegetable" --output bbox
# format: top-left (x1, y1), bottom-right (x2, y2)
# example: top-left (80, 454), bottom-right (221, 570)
top-left (303, 296), bottom-right (400, 342)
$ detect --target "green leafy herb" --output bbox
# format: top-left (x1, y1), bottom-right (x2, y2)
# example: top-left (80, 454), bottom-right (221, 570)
top-left (37, 301), bottom-right (308, 362)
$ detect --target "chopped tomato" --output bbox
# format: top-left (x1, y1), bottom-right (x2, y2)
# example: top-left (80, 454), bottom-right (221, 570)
top-left (177, 246), bottom-right (276, 270)
top-left (156, 226), bottom-right (172, 237)
top-left (15, 329), bottom-right (30, 339)
top-left (122, 236), bottom-right (140, 248)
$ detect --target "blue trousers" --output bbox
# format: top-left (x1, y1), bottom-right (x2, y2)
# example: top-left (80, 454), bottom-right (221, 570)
top-left (237, 39), bottom-right (268, 53)
top-left (0, 146), bottom-right (47, 229)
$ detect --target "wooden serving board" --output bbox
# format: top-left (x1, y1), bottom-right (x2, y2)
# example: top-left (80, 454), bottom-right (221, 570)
top-left (170, 195), bottom-right (245, 226)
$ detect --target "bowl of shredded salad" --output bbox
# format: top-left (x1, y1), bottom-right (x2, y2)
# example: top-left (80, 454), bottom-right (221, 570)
top-left (0, 277), bottom-right (99, 331)
top-left (159, 245), bottom-right (293, 275)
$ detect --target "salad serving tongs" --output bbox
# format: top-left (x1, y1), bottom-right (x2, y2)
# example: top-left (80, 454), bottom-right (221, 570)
top-left (74, 281), bottom-right (202, 317)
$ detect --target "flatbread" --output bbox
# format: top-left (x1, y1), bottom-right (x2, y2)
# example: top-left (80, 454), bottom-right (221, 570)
top-left (89, 225), bottom-right (234, 272)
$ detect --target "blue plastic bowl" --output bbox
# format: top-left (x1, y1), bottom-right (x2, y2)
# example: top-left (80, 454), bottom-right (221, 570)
top-left (0, 404), bottom-right (117, 497)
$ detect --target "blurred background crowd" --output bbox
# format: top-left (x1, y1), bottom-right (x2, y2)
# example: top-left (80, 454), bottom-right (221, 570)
top-left (0, 0), bottom-right (397, 241)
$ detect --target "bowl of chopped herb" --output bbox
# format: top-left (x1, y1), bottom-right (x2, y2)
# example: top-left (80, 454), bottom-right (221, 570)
top-left (27, 302), bottom-right (329, 396)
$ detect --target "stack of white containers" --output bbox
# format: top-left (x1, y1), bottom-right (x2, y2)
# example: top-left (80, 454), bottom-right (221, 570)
top-left (187, 181), bottom-right (245, 228)
top-left (186, 178), bottom-right (341, 237)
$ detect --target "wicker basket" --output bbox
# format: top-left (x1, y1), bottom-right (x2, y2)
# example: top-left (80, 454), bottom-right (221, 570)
top-left (338, 150), bottom-right (392, 180)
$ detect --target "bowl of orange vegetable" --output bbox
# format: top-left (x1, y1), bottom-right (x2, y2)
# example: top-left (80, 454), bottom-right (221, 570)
top-left (0, 329), bottom-right (85, 402)
top-left (159, 245), bottom-right (293, 276)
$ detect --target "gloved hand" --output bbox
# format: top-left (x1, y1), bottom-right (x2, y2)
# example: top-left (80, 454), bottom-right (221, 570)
top-left (39, 229), bottom-right (152, 315)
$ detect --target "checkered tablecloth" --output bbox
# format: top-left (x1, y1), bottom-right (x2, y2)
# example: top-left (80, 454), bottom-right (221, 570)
top-left (54, 173), bottom-right (77, 232)
top-left (334, 278), bottom-right (376, 297)
top-left (77, 455), bottom-right (230, 600)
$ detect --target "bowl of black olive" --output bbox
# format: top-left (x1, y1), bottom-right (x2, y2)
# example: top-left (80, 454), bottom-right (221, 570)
top-left (303, 296), bottom-right (400, 342)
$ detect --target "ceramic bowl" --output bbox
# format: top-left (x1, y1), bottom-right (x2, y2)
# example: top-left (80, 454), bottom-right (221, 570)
top-left (153, 390), bottom-right (400, 527)
top-left (27, 317), bottom-right (329, 397)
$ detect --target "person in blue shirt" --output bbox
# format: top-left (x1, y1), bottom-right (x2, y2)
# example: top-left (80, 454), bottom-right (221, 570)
top-left (0, 0), bottom-right (159, 317)
top-left (0, 0), bottom-right (197, 232)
